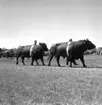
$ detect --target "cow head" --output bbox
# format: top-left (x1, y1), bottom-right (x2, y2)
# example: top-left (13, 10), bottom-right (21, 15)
top-left (39, 43), bottom-right (48, 51)
top-left (85, 39), bottom-right (96, 50)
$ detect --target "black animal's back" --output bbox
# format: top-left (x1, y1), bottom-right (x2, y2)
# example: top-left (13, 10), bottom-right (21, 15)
top-left (49, 42), bottom-right (67, 57)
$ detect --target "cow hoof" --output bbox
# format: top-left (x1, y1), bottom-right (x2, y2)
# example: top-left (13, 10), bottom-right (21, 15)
top-left (83, 64), bottom-right (87, 68)
top-left (84, 66), bottom-right (87, 68)
top-left (48, 64), bottom-right (50, 66)
top-left (16, 63), bottom-right (18, 65)
top-left (69, 65), bottom-right (72, 68)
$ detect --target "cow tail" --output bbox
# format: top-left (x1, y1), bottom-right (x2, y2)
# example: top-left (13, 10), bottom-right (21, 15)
top-left (47, 56), bottom-right (50, 61)
top-left (47, 51), bottom-right (51, 61)
top-left (47, 50), bottom-right (53, 61)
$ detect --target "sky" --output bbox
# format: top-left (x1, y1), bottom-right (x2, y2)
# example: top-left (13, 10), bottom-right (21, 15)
top-left (0, 0), bottom-right (102, 49)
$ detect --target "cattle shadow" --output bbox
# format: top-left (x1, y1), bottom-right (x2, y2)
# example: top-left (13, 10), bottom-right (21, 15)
top-left (47, 64), bottom-right (102, 68)
top-left (24, 64), bottom-right (66, 67)
top-left (16, 63), bottom-right (102, 69)
top-left (86, 66), bottom-right (102, 68)
top-left (68, 65), bottom-right (102, 68)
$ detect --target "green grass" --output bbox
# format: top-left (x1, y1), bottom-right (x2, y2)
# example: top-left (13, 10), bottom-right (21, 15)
top-left (0, 55), bottom-right (102, 105)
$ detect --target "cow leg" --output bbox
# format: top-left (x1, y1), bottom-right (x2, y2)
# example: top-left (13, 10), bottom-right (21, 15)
top-left (68, 56), bottom-right (73, 67)
top-left (31, 57), bottom-right (34, 65)
top-left (16, 53), bottom-right (20, 65)
top-left (41, 57), bottom-right (45, 66)
top-left (66, 57), bottom-right (69, 65)
top-left (69, 60), bottom-right (72, 67)
top-left (66, 56), bottom-right (77, 65)
top-left (48, 55), bottom-right (53, 66)
top-left (72, 59), bottom-right (78, 65)
top-left (56, 56), bottom-right (60, 67)
top-left (80, 56), bottom-right (86, 67)
top-left (21, 56), bottom-right (25, 65)
top-left (16, 56), bottom-right (19, 65)
top-left (35, 60), bottom-right (39, 65)
top-left (67, 55), bottom-right (78, 66)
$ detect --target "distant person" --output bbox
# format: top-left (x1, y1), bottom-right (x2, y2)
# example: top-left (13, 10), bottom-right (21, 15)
top-left (30, 40), bottom-right (37, 57)
top-left (66, 39), bottom-right (72, 56)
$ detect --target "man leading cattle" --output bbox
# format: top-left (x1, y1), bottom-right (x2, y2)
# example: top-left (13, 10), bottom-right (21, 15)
top-left (66, 38), bottom-right (96, 67)
top-left (66, 38), bottom-right (73, 56)
top-left (30, 42), bottom-right (48, 65)
top-left (66, 38), bottom-right (78, 65)
top-left (30, 40), bottom-right (37, 57)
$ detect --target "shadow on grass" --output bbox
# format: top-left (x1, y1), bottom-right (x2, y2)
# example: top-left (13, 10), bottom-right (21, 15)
top-left (16, 63), bottom-right (102, 69)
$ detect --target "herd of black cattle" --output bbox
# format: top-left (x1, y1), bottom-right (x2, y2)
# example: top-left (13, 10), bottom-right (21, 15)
top-left (0, 39), bottom-right (98, 67)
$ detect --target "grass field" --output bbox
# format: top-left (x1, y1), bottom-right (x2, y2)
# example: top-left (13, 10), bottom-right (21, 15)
top-left (0, 55), bottom-right (102, 105)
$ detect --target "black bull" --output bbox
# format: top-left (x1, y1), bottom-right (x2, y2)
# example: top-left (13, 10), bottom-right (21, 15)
top-left (48, 39), bottom-right (96, 67)
top-left (16, 43), bottom-right (48, 65)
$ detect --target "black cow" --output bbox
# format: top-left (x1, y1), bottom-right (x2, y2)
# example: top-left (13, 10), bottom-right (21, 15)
top-left (16, 45), bottom-right (32, 65)
top-left (30, 43), bottom-right (48, 65)
top-left (1, 49), bottom-right (15, 58)
top-left (48, 42), bottom-right (77, 66)
top-left (16, 43), bottom-right (48, 65)
top-left (67, 39), bottom-right (96, 67)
